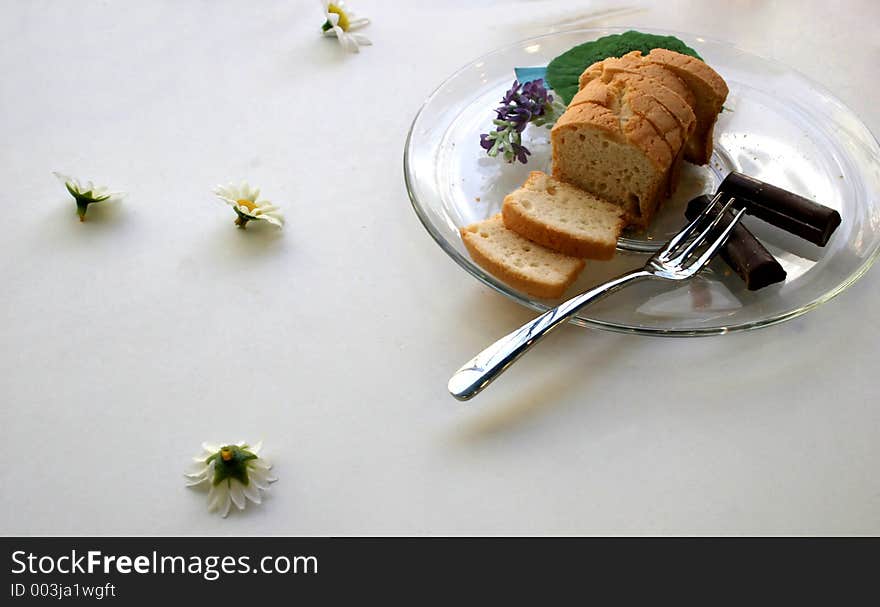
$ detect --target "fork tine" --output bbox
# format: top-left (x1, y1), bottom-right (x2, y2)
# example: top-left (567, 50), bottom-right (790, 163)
top-left (684, 206), bottom-right (748, 273)
top-left (658, 191), bottom-right (727, 256)
top-left (669, 196), bottom-right (739, 263)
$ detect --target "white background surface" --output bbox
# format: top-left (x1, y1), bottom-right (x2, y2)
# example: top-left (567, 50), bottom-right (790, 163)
top-left (2, 0), bottom-right (878, 535)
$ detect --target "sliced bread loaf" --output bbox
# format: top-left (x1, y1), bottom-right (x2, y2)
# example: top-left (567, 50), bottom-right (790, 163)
top-left (571, 77), bottom-right (683, 158)
top-left (460, 214), bottom-right (585, 299)
top-left (643, 49), bottom-right (728, 164)
top-left (502, 171), bottom-right (625, 260)
top-left (551, 87), bottom-right (671, 226)
top-left (580, 49), bottom-right (727, 165)
top-left (579, 75), bottom-right (700, 197)
top-left (580, 51), bottom-right (696, 110)
top-left (583, 69), bottom-right (696, 138)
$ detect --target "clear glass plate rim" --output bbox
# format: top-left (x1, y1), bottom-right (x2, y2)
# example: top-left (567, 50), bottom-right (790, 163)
top-left (404, 26), bottom-right (880, 337)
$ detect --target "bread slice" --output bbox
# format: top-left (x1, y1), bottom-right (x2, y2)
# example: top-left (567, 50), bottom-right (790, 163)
top-left (502, 172), bottom-right (624, 260)
top-left (460, 214), bottom-right (585, 299)
top-left (643, 49), bottom-right (728, 164)
top-left (551, 88), bottom-right (671, 226)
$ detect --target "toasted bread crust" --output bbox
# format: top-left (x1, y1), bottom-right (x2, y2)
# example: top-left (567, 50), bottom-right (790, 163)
top-left (501, 172), bottom-right (624, 260)
top-left (645, 48), bottom-right (729, 100)
top-left (552, 101), bottom-right (622, 138)
top-left (501, 202), bottom-right (617, 260)
top-left (578, 78), bottom-right (682, 153)
top-left (594, 70), bottom-right (696, 133)
top-left (552, 98), bottom-right (671, 171)
top-left (576, 59), bottom-right (697, 170)
top-left (579, 49), bottom-right (726, 165)
top-left (643, 48), bottom-right (728, 164)
top-left (460, 215), bottom-right (585, 299)
top-left (580, 51), bottom-right (696, 109)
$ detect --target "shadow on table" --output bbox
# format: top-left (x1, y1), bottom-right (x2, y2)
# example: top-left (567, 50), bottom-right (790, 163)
top-left (443, 289), bottom-right (634, 442)
top-left (199, 219), bottom-right (286, 265)
top-left (42, 196), bottom-right (127, 232)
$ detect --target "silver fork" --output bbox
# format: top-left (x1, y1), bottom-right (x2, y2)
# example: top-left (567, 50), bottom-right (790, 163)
top-left (448, 193), bottom-right (746, 401)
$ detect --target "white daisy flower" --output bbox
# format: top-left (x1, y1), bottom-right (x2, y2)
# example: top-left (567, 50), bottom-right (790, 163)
top-left (213, 181), bottom-right (284, 229)
top-left (185, 441), bottom-right (277, 518)
top-left (321, 1), bottom-right (371, 53)
top-left (54, 172), bottom-right (122, 222)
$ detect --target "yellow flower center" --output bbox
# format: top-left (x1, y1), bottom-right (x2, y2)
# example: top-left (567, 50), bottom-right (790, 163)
top-left (236, 199), bottom-right (257, 213)
top-left (328, 4), bottom-right (350, 31)
top-left (220, 448), bottom-right (233, 462)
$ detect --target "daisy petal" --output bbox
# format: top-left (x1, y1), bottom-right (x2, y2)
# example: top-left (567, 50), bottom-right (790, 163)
top-left (351, 33), bottom-right (371, 46)
top-left (53, 171), bottom-right (73, 186)
top-left (207, 482), bottom-right (222, 511)
top-left (250, 464), bottom-right (270, 478)
top-left (249, 470), bottom-right (270, 490)
top-left (243, 482), bottom-right (262, 504)
top-left (229, 479), bottom-right (246, 510)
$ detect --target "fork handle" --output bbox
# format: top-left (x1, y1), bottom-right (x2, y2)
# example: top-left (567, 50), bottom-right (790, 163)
top-left (448, 270), bottom-right (653, 401)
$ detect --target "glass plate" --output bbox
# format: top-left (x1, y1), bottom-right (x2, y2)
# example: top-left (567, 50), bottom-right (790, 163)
top-left (405, 27), bottom-right (880, 336)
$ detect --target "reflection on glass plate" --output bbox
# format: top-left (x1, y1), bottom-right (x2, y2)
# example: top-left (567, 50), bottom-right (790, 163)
top-left (405, 27), bottom-right (880, 336)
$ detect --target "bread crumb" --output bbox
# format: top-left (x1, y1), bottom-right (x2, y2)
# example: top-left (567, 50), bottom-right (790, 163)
top-left (475, 197), bottom-right (481, 202)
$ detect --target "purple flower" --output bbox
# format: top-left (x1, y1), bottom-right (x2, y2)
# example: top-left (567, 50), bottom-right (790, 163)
top-left (512, 142), bottom-right (530, 164)
top-left (478, 78), bottom-right (561, 164)
top-left (500, 80), bottom-right (521, 105)
top-left (497, 106), bottom-right (533, 131)
top-left (522, 79), bottom-right (552, 107)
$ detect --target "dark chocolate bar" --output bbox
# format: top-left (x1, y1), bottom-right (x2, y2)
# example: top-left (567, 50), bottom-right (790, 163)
top-left (719, 172), bottom-right (841, 246)
top-left (686, 195), bottom-right (787, 290)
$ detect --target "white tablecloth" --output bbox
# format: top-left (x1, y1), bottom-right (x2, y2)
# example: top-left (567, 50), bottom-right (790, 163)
top-left (2, 0), bottom-right (878, 535)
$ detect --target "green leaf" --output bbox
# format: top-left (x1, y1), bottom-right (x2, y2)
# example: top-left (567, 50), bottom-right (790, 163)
top-left (546, 30), bottom-right (702, 105)
top-left (65, 182), bottom-right (81, 199)
top-left (209, 445), bottom-right (259, 486)
top-left (65, 182), bottom-right (109, 205)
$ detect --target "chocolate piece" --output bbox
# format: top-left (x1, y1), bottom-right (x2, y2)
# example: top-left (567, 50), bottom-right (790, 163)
top-left (686, 195), bottom-right (787, 290)
top-left (719, 172), bottom-right (841, 246)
